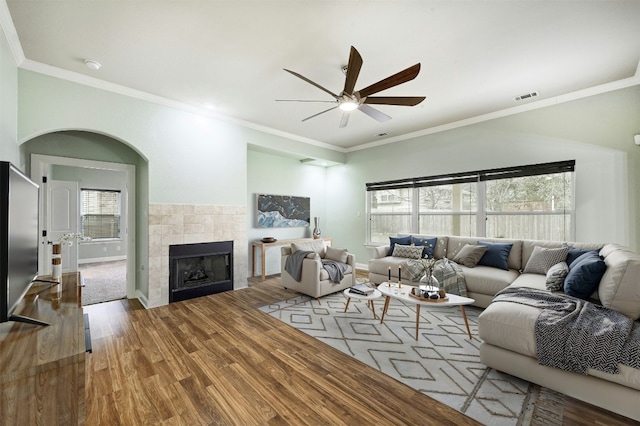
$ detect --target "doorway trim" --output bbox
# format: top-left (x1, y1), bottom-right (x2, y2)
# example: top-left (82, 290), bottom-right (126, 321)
top-left (31, 154), bottom-right (136, 299)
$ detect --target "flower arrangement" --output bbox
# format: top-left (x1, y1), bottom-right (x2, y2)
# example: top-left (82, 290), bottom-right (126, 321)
top-left (58, 233), bottom-right (89, 246)
top-left (420, 256), bottom-right (436, 280)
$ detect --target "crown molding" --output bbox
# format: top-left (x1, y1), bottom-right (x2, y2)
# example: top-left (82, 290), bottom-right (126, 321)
top-left (0, 1), bottom-right (25, 65)
top-left (347, 63), bottom-right (640, 153)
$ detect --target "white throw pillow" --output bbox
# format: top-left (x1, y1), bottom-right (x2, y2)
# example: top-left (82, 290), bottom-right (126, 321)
top-left (291, 240), bottom-right (326, 258)
top-left (325, 246), bottom-right (348, 263)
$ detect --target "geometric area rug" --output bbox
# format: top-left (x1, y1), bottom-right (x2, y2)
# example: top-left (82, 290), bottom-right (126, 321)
top-left (260, 289), bottom-right (564, 426)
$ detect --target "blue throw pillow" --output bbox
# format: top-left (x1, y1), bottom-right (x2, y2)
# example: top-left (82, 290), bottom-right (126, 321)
top-left (411, 236), bottom-right (437, 258)
top-left (563, 251), bottom-right (607, 300)
top-left (387, 235), bottom-right (412, 256)
top-left (563, 244), bottom-right (601, 267)
top-left (477, 241), bottom-right (513, 270)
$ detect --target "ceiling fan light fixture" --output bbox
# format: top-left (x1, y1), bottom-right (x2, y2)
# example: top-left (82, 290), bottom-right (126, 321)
top-left (339, 101), bottom-right (358, 112)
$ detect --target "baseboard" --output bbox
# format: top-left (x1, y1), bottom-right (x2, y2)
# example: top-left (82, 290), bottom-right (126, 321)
top-left (79, 255), bottom-right (127, 264)
top-left (136, 290), bottom-right (150, 309)
top-left (355, 262), bottom-right (369, 271)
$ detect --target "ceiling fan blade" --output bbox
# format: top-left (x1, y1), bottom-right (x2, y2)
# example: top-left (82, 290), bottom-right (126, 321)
top-left (284, 69), bottom-right (339, 99)
top-left (358, 104), bottom-right (392, 122)
top-left (339, 112), bottom-right (350, 128)
top-left (343, 46), bottom-right (363, 96)
top-left (301, 105), bottom-right (339, 122)
top-left (276, 99), bottom-right (338, 103)
top-left (364, 96), bottom-right (426, 106)
top-left (356, 63), bottom-right (421, 98)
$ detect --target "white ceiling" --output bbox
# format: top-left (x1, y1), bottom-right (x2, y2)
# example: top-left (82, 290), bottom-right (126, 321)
top-left (5, 1), bottom-right (640, 150)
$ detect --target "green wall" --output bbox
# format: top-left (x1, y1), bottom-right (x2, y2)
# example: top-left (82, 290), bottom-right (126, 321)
top-left (247, 148), bottom-right (328, 275)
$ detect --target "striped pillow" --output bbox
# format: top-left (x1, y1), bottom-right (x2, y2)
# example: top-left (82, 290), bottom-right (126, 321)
top-left (392, 244), bottom-right (424, 259)
top-left (523, 246), bottom-right (570, 275)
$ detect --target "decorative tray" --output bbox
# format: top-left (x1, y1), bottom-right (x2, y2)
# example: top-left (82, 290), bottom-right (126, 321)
top-left (409, 288), bottom-right (449, 303)
top-left (261, 237), bottom-right (277, 243)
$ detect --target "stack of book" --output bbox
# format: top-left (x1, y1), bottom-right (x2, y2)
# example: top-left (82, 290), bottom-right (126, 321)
top-left (349, 284), bottom-right (375, 296)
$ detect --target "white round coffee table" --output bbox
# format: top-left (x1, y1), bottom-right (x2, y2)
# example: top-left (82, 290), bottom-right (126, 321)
top-left (343, 288), bottom-right (382, 319)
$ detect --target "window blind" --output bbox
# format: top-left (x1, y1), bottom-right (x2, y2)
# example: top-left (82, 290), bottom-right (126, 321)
top-left (366, 160), bottom-right (575, 191)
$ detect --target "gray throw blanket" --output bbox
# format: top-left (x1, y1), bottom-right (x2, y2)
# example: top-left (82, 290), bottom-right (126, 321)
top-left (493, 287), bottom-right (640, 375)
top-left (432, 259), bottom-right (468, 297)
top-left (284, 250), bottom-right (314, 282)
top-left (321, 259), bottom-right (349, 284)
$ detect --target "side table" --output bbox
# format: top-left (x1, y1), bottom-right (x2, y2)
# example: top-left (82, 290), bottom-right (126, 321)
top-left (343, 288), bottom-right (382, 319)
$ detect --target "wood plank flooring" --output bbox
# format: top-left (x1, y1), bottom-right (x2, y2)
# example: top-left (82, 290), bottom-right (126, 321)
top-left (84, 272), bottom-right (636, 425)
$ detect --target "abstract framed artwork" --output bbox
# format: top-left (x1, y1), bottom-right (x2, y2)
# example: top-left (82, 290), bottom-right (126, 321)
top-left (256, 194), bottom-right (310, 228)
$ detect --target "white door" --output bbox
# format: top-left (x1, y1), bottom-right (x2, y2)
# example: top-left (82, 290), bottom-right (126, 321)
top-left (48, 180), bottom-right (79, 272)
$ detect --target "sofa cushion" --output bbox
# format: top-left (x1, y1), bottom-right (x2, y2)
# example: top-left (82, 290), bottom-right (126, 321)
top-left (461, 265), bottom-right (520, 295)
top-left (452, 244), bottom-right (487, 268)
top-left (478, 301), bottom-right (540, 358)
top-left (448, 236), bottom-right (523, 270)
top-left (564, 251), bottom-right (607, 300)
top-left (546, 261), bottom-right (569, 291)
top-left (597, 245), bottom-right (640, 320)
top-left (392, 244), bottom-right (424, 259)
top-left (478, 241), bottom-right (513, 270)
top-left (388, 235), bottom-right (412, 256)
top-left (510, 273), bottom-right (548, 291)
top-left (368, 255), bottom-right (408, 277)
top-left (325, 246), bottom-right (348, 263)
top-left (412, 236), bottom-right (437, 258)
top-left (291, 240), bottom-right (326, 258)
top-left (523, 246), bottom-right (569, 275)
top-left (320, 264), bottom-right (352, 281)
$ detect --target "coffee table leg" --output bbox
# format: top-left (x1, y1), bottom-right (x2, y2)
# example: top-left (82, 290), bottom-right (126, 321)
top-left (380, 296), bottom-right (391, 323)
top-left (343, 297), bottom-right (351, 313)
top-left (460, 305), bottom-right (472, 339)
top-left (415, 304), bottom-right (421, 340)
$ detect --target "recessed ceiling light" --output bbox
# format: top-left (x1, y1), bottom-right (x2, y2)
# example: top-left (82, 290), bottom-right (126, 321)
top-left (84, 59), bottom-right (102, 71)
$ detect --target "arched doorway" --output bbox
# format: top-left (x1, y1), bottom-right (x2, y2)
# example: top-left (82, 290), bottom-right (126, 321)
top-left (22, 130), bottom-right (148, 305)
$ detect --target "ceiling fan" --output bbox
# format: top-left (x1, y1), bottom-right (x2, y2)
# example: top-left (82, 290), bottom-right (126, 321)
top-left (278, 46), bottom-right (425, 128)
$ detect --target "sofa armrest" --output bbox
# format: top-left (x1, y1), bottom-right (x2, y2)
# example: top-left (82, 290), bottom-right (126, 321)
top-left (372, 245), bottom-right (390, 259)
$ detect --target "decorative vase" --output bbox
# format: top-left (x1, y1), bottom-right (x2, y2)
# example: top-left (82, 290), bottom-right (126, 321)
top-left (419, 274), bottom-right (439, 295)
top-left (52, 257), bottom-right (62, 281)
top-left (312, 217), bottom-right (321, 239)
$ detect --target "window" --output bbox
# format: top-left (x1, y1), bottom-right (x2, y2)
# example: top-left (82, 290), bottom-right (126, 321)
top-left (81, 189), bottom-right (121, 239)
top-left (367, 160), bottom-right (574, 244)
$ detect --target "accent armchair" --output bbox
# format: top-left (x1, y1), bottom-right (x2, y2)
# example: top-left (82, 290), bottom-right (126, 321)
top-left (281, 239), bottom-right (356, 299)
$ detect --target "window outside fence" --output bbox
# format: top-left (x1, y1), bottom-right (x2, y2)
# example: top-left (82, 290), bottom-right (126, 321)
top-left (367, 161), bottom-right (574, 244)
top-left (81, 189), bottom-right (121, 240)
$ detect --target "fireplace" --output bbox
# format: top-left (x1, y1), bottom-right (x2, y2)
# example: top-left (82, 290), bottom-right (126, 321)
top-left (169, 241), bottom-right (233, 303)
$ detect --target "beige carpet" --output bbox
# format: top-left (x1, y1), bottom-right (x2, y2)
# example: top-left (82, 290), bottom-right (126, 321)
top-left (79, 260), bottom-right (127, 306)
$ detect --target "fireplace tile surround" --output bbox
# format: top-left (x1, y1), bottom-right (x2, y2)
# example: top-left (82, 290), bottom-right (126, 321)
top-left (147, 203), bottom-right (247, 307)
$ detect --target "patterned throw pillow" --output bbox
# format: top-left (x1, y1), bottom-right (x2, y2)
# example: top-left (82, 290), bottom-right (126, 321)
top-left (392, 244), bottom-right (424, 259)
top-left (523, 246), bottom-right (570, 275)
top-left (545, 261), bottom-right (569, 291)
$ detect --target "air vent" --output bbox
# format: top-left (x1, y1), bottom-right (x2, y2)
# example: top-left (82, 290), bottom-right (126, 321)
top-left (513, 91), bottom-right (539, 102)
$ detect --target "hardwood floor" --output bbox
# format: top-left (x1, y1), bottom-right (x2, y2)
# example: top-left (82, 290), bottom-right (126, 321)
top-left (84, 272), bottom-right (636, 425)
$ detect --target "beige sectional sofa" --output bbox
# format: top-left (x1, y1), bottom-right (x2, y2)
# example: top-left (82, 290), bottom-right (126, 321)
top-left (368, 234), bottom-right (640, 421)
